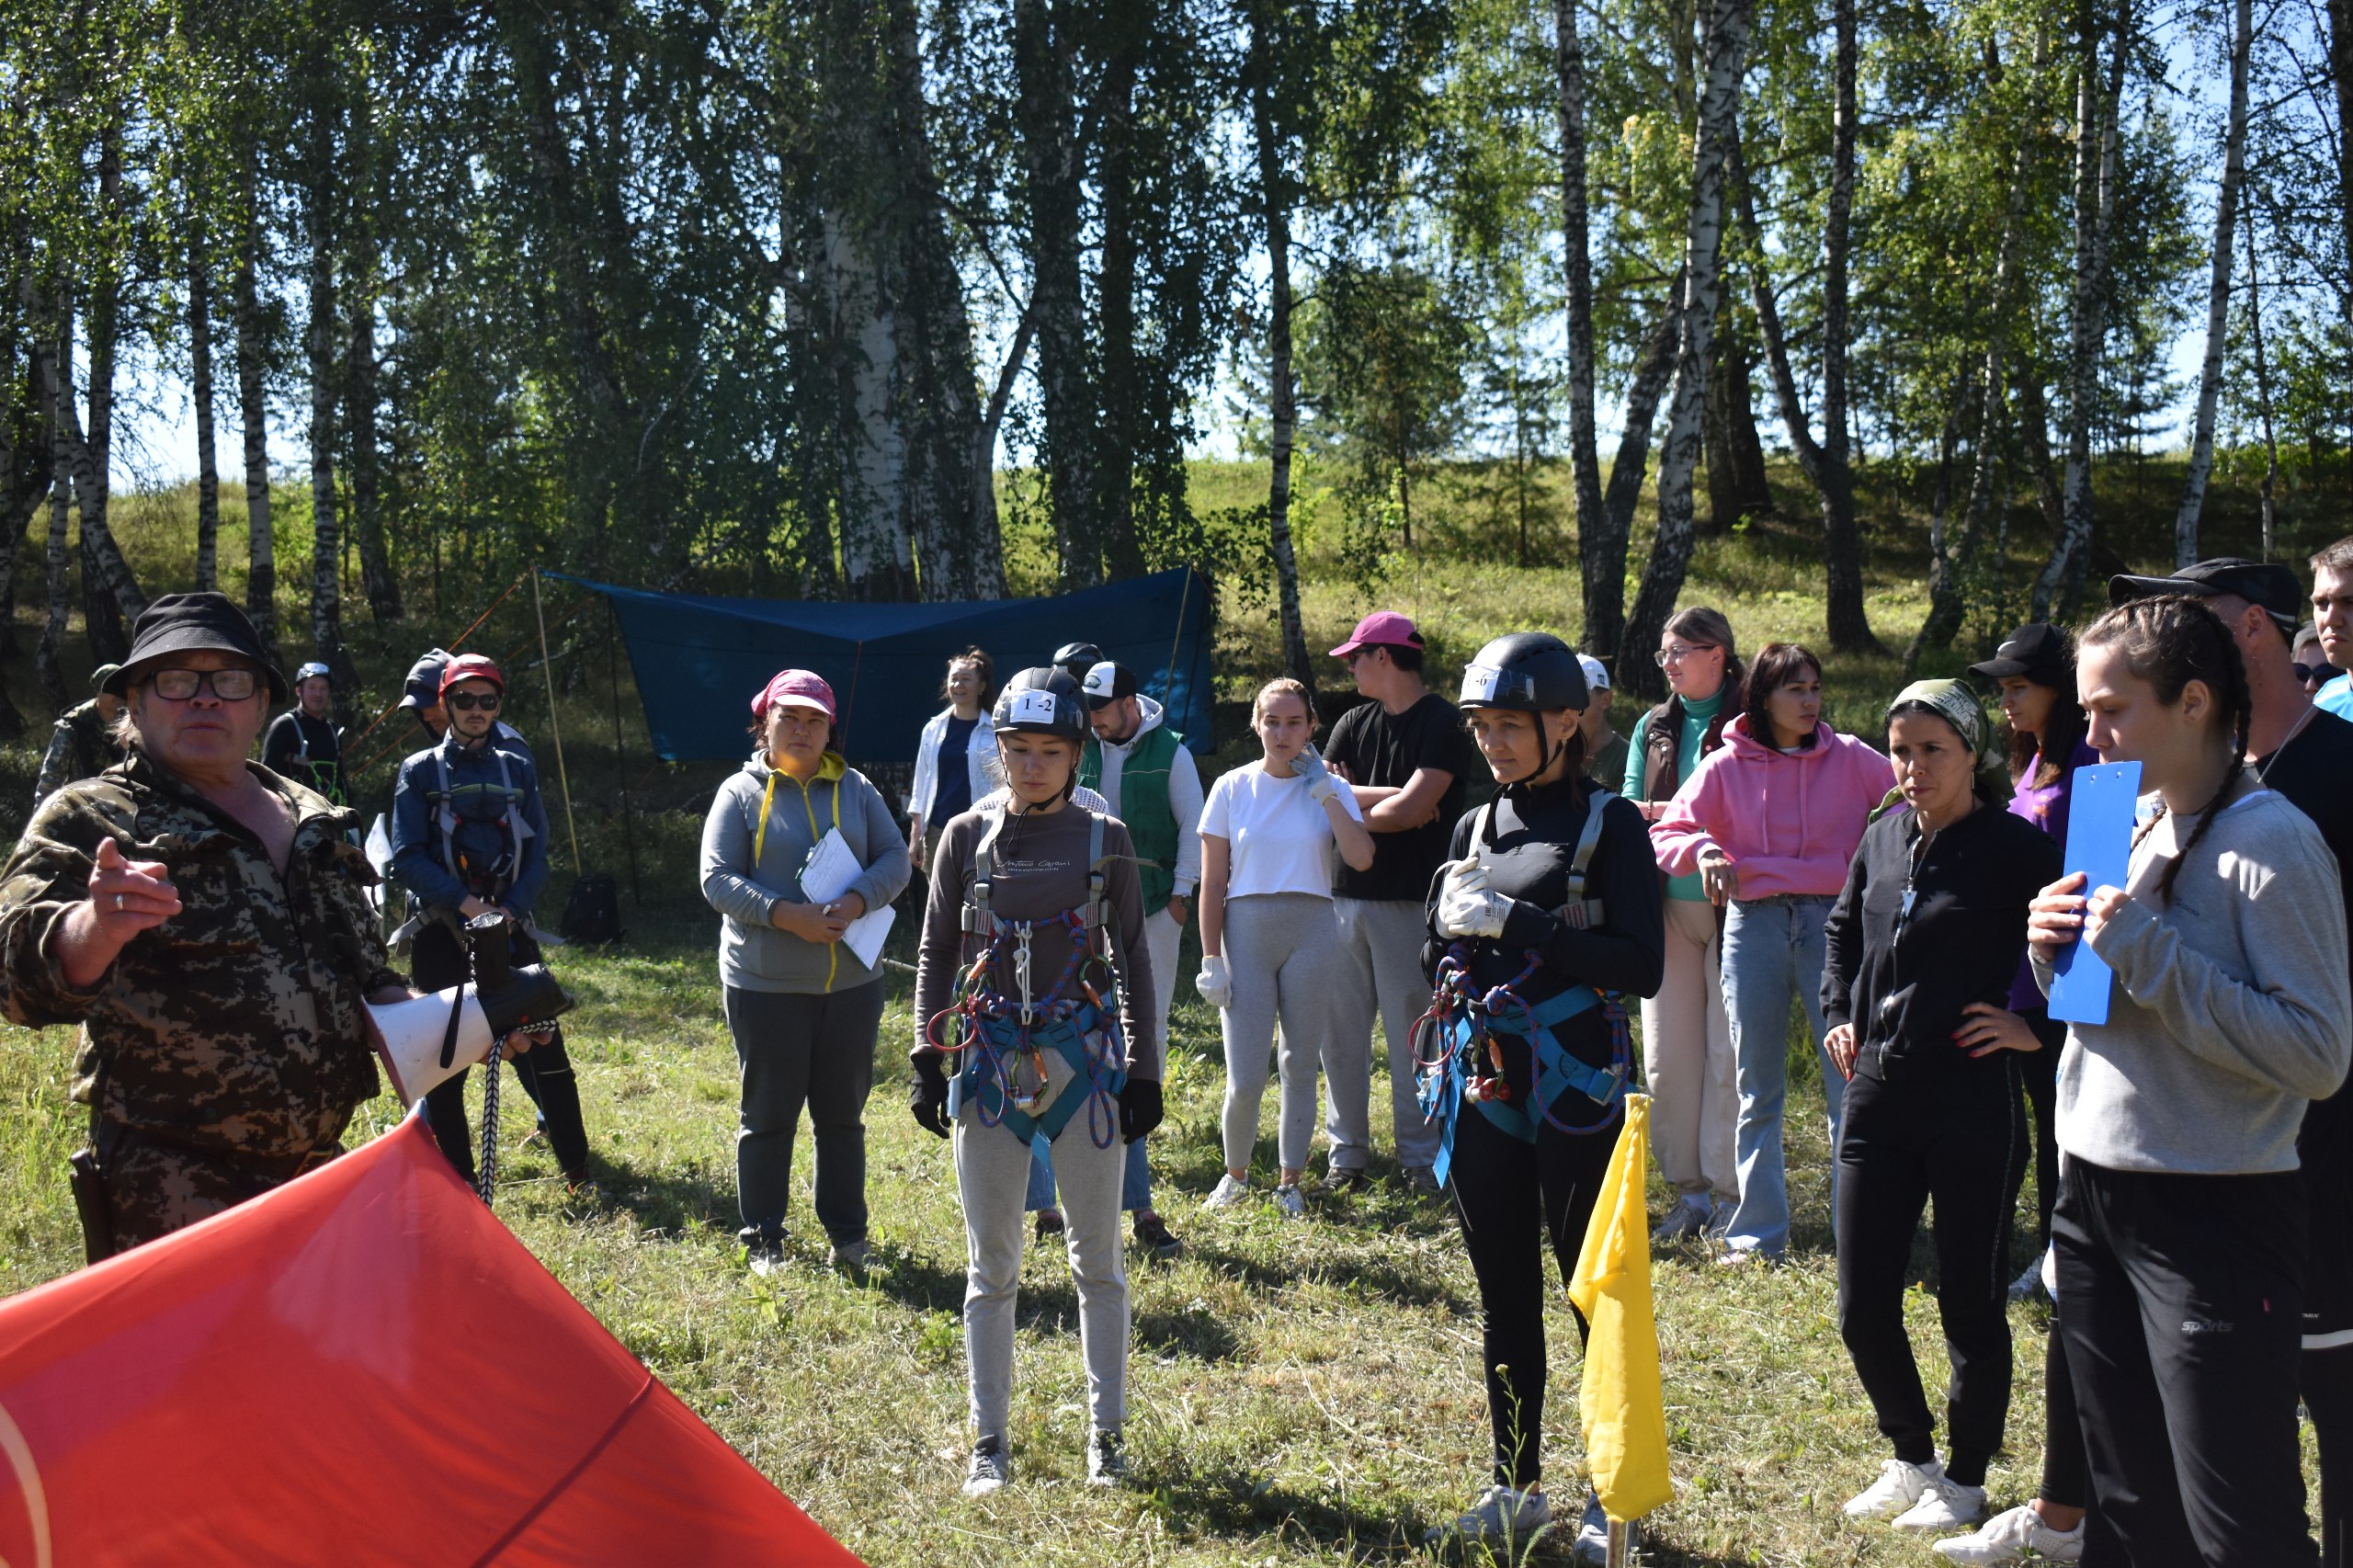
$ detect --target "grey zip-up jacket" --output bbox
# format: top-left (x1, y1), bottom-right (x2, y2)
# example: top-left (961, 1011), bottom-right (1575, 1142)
top-left (700, 750), bottom-right (911, 994)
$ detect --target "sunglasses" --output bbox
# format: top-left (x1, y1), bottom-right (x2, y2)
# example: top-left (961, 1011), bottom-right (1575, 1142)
top-left (2296, 663), bottom-right (2333, 687)
top-left (150, 667), bottom-right (259, 701)
top-left (447, 690), bottom-right (503, 711)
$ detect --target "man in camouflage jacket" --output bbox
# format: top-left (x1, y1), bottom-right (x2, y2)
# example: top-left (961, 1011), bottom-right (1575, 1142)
top-left (0, 596), bottom-right (417, 1256)
top-left (32, 663), bottom-right (125, 806)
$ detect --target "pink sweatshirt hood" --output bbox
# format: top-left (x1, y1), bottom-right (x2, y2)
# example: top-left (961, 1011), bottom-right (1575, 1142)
top-left (1647, 715), bottom-right (1894, 899)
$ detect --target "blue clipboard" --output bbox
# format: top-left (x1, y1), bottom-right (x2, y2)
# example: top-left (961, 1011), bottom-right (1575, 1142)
top-left (2047, 761), bottom-right (2143, 1026)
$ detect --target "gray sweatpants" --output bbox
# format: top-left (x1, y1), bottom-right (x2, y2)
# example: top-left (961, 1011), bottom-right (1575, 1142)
top-left (1329, 895), bottom-right (1439, 1171)
top-left (1219, 892), bottom-right (1349, 1174)
top-left (956, 1043), bottom-right (1129, 1442)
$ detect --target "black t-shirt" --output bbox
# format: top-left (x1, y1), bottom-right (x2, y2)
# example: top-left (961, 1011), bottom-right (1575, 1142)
top-left (2254, 706), bottom-right (2353, 1324)
top-left (933, 714), bottom-right (978, 823)
top-left (1323, 690), bottom-right (1484, 901)
top-left (263, 710), bottom-right (344, 801)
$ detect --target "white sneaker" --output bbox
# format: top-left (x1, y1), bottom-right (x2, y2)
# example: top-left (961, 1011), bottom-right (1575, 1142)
top-left (1895, 1476), bottom-right (1989, 1532)
top-left (1425, 1483), bottom-right (1552, 1544)
top-left (1931, 1503), bottom-right (2086, 1562)
top-left (1273, 1183), bottom-right (1306, 1219)
top-left (1201, 1174), bottom-right (1250, 1210)
top-left (1845, 1457), bottom-right (1942, 1519)
top-left (1650, 1198), bottom-right (1709, 1244)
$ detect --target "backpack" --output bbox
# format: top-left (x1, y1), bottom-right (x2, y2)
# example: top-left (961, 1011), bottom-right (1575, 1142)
top-left (561, 872), bottom-right (624, 945)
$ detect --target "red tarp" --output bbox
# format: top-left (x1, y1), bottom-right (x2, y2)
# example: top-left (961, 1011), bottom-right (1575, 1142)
top-left (0, 1115), bottom-right (862, 1566)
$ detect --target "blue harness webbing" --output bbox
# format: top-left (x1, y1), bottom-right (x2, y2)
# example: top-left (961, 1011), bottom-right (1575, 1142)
top-left (1414, 790), bottom-right (1631, 1187)
top-left (926, 807), bottom-right (1128, 1150)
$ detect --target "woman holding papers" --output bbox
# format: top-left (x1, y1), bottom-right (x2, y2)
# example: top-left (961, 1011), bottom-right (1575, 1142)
top-left (1420, 633), bottom-right (1664, 1557)
top-left (699, 668), bottom-right (911, 1278)
top-left (2026, 597), bottom-right (2349, 1566)
top-left (1822, 680), bottom-right (2058, 1537)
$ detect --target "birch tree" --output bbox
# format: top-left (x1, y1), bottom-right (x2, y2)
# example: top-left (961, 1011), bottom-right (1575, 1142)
top-left (2171, 0), bottom-right (2253, 563)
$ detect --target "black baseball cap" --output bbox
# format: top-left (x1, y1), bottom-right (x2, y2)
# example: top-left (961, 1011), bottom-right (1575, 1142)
top-left (1079, 661), bottom-right (1138, 710)
top-left (2109, 557), bottom-right (2303, 631)
top-left (104, 592), bottom-right (287, 701)
top-left (1967, 622), bottom-right (2072, 685)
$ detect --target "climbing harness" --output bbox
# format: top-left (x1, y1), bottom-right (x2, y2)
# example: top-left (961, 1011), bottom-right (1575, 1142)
top-left (923, 807), bottom-right (1128, 1149)
top-left (431, 742), bottom-right (535, 894)
top-left (1410, 790), bottom-right (1632, 1187)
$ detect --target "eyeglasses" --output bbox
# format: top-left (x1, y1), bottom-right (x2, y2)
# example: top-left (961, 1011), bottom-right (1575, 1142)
top-left (149, 667), bottom-right (258, 701)
top-left (447, 690), bottom-right (502, 711)
top-left (2295, 663), bottom-right (2333, 687)
top-left (1654, 642), bottom-right (1718, 667)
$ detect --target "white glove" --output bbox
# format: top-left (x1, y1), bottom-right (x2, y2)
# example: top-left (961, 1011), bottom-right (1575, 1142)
top-left (1291, 744), bottom-right (1337, 804)
top-left (1438, 853), bottom-right (1489, 906)
top-left (1438, 881), bottom-right (1512, 940)
top-left (1195, 954), bottom-right (1234, 1009)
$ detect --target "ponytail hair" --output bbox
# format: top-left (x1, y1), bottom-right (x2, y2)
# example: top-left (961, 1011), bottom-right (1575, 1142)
top-left (2080, 594), bottom-right (2253, 903)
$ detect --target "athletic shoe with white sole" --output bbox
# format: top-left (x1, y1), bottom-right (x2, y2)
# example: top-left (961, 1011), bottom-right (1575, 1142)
top-left (828, 1238), bottom-right (870, 1274)
top-left (1425, 1484), bottom-right (1552, 1545)
top-left (963, 1437), bottom-right (1011, 1497)
top-left (1650, 1199), bottom-right (1710, 1245)
top-left (1403, 1165), bottom-right (1443, 1199)
top-left (1086, 1426), bottom-right (1129, 1486)
top-left (1201, 1174), bottom-right (1251, 1210)
top-left (1895, 1476), bottom-right (1989, 1532)
top-left (1931, 1503), bottom-right (2086, 1562)
top-left (1570, 1490), bottom-right (1614, 1565)
top-left (1844, 1457), bottom-right (1943, 1519)
top-left (1273, 1183), bottom-right (1306, 1219)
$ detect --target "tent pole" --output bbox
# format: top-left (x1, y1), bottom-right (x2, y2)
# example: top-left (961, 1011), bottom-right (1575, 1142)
top-left (530, 567), bottom-right (585, 877)
top-left (608, 597), bottom-right (641, 903)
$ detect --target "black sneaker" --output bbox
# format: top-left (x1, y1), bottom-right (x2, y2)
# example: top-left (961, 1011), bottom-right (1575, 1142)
top-left (745, 1235), bottom-right (785, 1278)
top-left (1035, 1209), bottom-right (1066, 1243)
top-left (1324, 1166), bottom-right (1374, 1195)
top-left (1132, 1211), bottom-right (1183, 1260)
top-left (1086, 1426), bottom-right (1129, 1486)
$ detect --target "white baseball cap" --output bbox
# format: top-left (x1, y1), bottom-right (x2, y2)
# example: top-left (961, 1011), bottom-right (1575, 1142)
top-left (1577, 653), bottom-right (1611, 692)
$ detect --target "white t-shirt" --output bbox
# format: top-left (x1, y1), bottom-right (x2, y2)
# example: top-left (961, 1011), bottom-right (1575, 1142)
top-left (1199, 760), bottom-right (1364, 901)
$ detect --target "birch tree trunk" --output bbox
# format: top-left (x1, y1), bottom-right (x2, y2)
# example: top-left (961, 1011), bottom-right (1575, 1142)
top-left (74, 112), bottom-right (136, 664)
top-left (1909, 142), bottom-right (2031, 668)
top-left (1620, 0), bottom-right (1750, 699)
top-left (2034, 0), bottom-right (2127, 620)
top-left (1600, 287), bottom-right (1682, 562)
top-left (2170, 0), bottom-right (2251, 564)
top-left (1553, 0), bottom-right (1614, 655)
top-left (1014, 0), bottom-right (1098, 590)
top-left (1815, 0), bottom-right (1870, 649)
top-left (38, 310), bottom-right (72, 716)
top-left (1250, 0), bottom-right (1313, 699)
top-left (2245, 194), bottom-right (2280, 561)
top-left (191, 232), bottom-right (222, 594)
top-left (2329, 0), bottom-right (2353, 335)
top-left (1096, 24), bottom-right (1145, 580)
top-left (234, 153), bottom-right (278, 667)
top-left (305, 88), bottom-right (358, 695)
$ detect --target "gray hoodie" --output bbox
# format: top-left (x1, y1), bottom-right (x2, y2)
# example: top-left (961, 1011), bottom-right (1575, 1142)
top-left (700, 750), bottom-right (912, 994)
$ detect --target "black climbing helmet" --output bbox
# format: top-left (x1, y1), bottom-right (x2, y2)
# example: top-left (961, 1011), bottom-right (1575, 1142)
top-left (1051, 642), bottom-right (1105, 683)
top-left (993, 666), bottom-right (1090, 742)
top-left (1458, 632), bottom-right (1590, 714)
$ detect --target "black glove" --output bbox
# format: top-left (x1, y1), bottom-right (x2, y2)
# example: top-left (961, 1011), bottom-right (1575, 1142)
top-left (1119, 1077), bottom-right (1165, 1145)
top-left (910, 1052), bottom-right (952, 1139)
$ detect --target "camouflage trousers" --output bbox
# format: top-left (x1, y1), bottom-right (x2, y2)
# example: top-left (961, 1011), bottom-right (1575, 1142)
top-left (86, 1132), bottom-right (342, 1255)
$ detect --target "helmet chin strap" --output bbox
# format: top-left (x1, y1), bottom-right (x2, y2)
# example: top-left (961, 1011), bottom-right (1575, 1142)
top-left (1501, 715), bottom-right (1568, 791)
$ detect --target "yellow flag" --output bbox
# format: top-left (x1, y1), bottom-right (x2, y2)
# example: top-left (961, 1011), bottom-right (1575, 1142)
top-left (1565, 1092), bottom-right (1676, 1523)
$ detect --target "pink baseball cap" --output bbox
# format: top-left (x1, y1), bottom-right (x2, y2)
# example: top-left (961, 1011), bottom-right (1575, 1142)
top-left (1328, 611), bottom-right (1425, 659)
top-left (752, 668), bottom-right (836, 722)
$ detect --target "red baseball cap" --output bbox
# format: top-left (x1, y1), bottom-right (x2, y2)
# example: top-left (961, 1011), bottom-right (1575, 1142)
top-left (752, 668), bottom-right (836, 723)
top-left (1328, 611), bottom-right (1425, 659)
top-left (438, 653), bottom-right (505, 699)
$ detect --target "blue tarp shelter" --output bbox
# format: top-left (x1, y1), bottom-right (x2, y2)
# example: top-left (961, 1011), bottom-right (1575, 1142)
top-left (556, 568), bottom-right (1214, 764)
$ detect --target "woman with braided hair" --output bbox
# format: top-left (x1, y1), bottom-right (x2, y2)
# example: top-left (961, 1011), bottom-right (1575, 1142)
top-left (1419, 632), bottom-right (1664, 1559)
top-left (2027, 595), bottom-right (2350, 1565)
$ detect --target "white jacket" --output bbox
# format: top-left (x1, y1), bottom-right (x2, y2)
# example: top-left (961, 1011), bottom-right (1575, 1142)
top-left (909, 705), bottom-right (999, 826)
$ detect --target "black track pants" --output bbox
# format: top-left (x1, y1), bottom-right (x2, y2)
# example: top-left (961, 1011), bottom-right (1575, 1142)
top-left (414, 920), bottom-right (591, 1185)
top-left (2018, 1009), bottom-right (2065, 1253)
top-left (1449, 1093), bottom-right (1620, 1491)
top-left (2055, 1160), bottom-right (2314, 1568)
top-left (1833, 1062), bottom-right (2027, 1487)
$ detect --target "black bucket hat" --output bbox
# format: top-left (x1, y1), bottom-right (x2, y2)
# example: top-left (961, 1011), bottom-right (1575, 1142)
top-left (103, 592), bottom-right (287, 701)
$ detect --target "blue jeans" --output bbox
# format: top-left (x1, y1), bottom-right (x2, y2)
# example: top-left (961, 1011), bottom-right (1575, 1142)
top-left (1027, 1132), bottom-right (1154, 1213)
top-left (1720, 893), bottom-right (1843, 1256)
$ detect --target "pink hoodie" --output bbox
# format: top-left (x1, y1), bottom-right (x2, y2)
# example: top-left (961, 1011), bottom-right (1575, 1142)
top-left (1650, 715), bottom-right (1893, 899)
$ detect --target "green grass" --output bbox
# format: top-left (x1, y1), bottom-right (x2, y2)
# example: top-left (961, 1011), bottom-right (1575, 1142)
top-left (0, 457), bottom-right (2337, 1562)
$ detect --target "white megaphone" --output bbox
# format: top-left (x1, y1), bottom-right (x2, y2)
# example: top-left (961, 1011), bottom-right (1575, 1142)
top-left (368, 912), bottom-right (574, 1105)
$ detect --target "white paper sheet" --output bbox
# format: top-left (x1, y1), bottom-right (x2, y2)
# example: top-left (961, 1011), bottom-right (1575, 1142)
top-left (798, 828), bottom-right (896, 970)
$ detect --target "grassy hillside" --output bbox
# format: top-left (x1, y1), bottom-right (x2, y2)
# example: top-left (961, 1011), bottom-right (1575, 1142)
top-left (0, 457), bottom-right (2336, 1563)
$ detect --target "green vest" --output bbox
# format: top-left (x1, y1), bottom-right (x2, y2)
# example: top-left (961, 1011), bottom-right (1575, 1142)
top-left (1081, 722), bottom-right (1182, 914)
